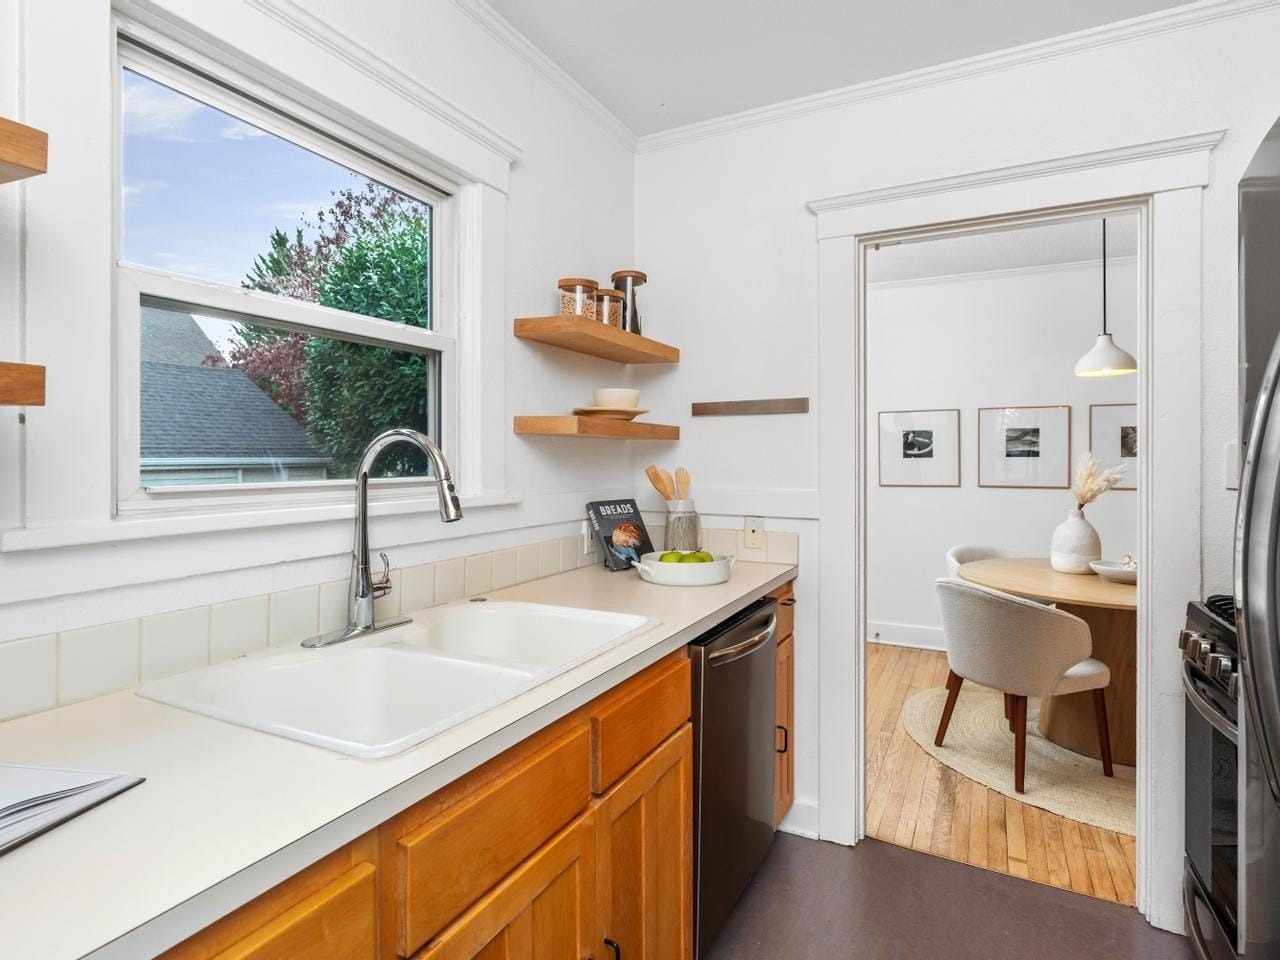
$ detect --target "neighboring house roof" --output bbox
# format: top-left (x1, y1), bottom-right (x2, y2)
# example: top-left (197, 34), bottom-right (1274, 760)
top-left (139, 307), bottom-right (329, 463)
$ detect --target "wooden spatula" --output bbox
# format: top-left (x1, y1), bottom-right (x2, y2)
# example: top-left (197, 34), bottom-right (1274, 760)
top-left (645, 464), bottom-right (673, 500)
top-left (656, 468), bottom-right (676, 501)
top-left (675, 466), bottom-right (690, 500)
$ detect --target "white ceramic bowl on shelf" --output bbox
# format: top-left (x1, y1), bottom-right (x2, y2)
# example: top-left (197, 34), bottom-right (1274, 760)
top-left (594, 387), bottom-right (640, 409)
top-left (633, 552), bottom-right (734, 587)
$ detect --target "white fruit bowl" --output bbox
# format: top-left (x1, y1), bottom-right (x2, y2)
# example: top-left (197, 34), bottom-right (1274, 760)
top-left (1089, 559), bottom-right (1138, 584)
top-left (634, 552), bottom-right (735, 587)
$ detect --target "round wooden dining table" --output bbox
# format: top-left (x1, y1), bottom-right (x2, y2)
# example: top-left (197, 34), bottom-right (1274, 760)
top-left (955, 557), bottom-right (1137, 766)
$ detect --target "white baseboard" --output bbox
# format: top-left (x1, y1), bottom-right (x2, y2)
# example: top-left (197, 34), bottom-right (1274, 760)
top-left (778, 798), bottom-right (821, 839)
top-left (867, 621), bottom-right (945, 651)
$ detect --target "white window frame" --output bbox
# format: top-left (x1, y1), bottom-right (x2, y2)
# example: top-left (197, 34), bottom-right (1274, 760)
top-left (113, 42), bottom-right (463, 519)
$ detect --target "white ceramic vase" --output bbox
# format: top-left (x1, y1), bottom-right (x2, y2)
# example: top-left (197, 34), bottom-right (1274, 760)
top-left (1050, 508), bottom-right (1102, 574)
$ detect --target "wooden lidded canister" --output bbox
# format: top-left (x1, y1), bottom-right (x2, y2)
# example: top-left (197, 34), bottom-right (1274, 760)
top-left (594, 288), bottom-right (624, 327)
top-left (611, 270), bottom-right (647, 335)
top-left (558, 277), bottom-right (598, 320)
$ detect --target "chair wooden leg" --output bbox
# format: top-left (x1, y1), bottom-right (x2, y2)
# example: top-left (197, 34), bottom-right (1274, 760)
top-left (1093, 688), bottom-right (1114, 778)
top-left (1012, 695), bottom-right (1027, 793)
top-left (935, 670), bottom-right (964, 747)
top-left (1004, 692), bottom-right (1015, 732)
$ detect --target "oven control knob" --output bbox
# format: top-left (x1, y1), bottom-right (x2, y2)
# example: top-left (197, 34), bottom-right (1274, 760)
top-left (1192, 638), bottom-right (1214, 663)
top-left (1179, 629), bottom-right (1203, 651)
top-left (1207, 653), bottom-right (1232, 679)
top-left (1229, 672), bottom-right (1240, 700)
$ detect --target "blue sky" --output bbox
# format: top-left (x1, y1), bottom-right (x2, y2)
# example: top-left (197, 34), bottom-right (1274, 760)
top-left (121, 69), bottom-right (365, 288)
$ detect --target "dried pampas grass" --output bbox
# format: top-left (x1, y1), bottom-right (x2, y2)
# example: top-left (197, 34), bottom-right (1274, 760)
top-left (1073, 452), bottom-right (1126, 510)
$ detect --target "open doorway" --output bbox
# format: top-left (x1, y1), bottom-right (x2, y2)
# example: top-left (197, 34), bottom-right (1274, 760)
top-left (862, 211), bottom-right (1141, 905)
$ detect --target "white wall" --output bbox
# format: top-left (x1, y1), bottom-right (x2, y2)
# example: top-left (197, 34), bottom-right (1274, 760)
top-left (634, 4), bottom-right (1280, 859)
top-left (867, 259), bottom-right (1138, 648)
top-left (0, 0), bottom-right (639, 641)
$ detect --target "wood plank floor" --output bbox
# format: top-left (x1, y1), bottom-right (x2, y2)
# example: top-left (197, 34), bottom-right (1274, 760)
top-left (865, 641), bottom-right (1136, 906)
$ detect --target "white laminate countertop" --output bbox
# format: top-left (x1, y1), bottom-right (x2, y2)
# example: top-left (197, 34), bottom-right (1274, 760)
top-left (0, 560), bottom-right (796, 960)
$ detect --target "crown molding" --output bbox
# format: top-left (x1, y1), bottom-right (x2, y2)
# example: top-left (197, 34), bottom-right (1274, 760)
top-left (246, 0), bottom-right (523, 165)
top-left (807, 130), bottom-right (1225, 216)
top-left (638, 0), bottom-right (1279, 153)
top-left (450, 0), bottom-right (638, 151)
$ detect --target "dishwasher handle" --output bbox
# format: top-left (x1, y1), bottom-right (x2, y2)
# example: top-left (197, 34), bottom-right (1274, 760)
top-left (708, 615), bottom-right (777, 666)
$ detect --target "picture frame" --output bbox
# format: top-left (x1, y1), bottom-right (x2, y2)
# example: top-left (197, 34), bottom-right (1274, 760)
top-left (1089, 403), bottom-right (1138, 490)
top-left (878, 409), bottom-right (961, 487)
top-left (977, 405), bottom-right (1071, 488)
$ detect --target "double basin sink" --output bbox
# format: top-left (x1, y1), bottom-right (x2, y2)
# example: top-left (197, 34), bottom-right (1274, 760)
top-left (138, 601), bottom-right (655, 758)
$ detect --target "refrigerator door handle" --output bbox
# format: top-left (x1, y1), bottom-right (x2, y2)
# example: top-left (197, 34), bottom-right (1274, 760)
top-left (1236, 327), bottom-right (1280, 805)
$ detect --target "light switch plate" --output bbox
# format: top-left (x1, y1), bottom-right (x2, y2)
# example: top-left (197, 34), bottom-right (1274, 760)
top-left (582, 520), bottom-right (595, 555)
top-left (744, 516), bottom-right (765, 550)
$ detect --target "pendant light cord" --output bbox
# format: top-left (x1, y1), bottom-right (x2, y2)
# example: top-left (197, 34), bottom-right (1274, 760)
top-left (1101, 218), bottom-right (1108, 336)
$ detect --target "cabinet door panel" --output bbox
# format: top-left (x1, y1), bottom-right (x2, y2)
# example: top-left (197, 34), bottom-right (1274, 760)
top-left (416, 814), bottom-right (595, 960)
top-left (596, 724), bottom-right (693, 960)
top-left (774, 634), bottom-right (795, 828)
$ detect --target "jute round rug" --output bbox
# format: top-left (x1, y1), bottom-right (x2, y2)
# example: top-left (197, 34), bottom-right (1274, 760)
top-left (901, 685), bottom-right (1136, 836)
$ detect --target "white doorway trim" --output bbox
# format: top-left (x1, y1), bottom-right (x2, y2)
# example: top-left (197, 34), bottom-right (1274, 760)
top-left (809, 129), bottom-right (1223, 932)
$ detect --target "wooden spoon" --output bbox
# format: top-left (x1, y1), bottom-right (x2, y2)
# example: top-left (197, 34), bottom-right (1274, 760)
top-left (675, 466), bottom-right (690, 500)
top-left (645, 464), bottom-right (673, 500)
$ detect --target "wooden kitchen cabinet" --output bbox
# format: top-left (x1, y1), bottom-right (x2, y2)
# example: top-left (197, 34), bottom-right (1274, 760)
top-left (769, 582), bottom-right (796, 829)
top-left (158, 650), bottom-right (695, 960)
top-left (413, 814), bottom-right (597, 960)
top-left (595, 724), bottom-right (694, 960)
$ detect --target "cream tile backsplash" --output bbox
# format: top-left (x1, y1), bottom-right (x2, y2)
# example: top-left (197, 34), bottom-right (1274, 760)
top-left (0, 528), bottom-right (798, 722)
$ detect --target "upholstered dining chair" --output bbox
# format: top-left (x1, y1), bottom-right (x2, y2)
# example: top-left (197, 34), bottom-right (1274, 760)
top-left (944, 543), bottom-right (1011, 579)
top-left (933, 577), bottom-right (1114, 793)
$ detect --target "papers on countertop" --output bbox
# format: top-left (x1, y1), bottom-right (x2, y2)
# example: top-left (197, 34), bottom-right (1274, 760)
top-left (0, 764), bottom-right (143, 855)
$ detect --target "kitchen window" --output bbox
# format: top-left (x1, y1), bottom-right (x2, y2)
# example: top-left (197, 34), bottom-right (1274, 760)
top-left (116, 52), bottom-right (456, 511)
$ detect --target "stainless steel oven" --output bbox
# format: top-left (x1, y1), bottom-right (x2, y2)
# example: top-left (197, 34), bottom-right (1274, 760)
top-left (1182, 597), bottom-right (1241, 960)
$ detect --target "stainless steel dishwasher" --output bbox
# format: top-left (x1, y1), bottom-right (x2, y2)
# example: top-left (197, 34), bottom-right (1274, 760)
top-left (690, 596), bottom-right (778, 958)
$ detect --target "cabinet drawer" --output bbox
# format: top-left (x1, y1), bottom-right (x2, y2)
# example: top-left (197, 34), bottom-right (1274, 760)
top-left (398, 726), bottom-right (591, 955)
top-left (591, 656), bottom-right (691, 794)
top-left (213, 862), bottom-right (376, 960)
top-left (770, 582), bottom-right (796, 640)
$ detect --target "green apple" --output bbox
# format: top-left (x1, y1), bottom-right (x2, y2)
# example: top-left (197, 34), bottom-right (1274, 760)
top-left (677, 552), bottom-right (703, 563)
top-left (659, 551), bottom-right (683, 563)
top-left (692, 551), bottom-right (715, 563)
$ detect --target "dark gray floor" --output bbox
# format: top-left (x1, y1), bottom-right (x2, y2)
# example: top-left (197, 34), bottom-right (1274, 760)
top-left (706, 834), bottom-right (1194, 959)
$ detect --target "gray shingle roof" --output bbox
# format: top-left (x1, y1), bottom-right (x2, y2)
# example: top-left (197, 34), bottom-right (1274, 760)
top-left (140, 306), bottom-right (223, 367)
top-left (140, 361), bottom-right (329, 461)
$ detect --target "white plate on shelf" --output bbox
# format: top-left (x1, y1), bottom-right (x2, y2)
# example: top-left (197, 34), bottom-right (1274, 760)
top-left (634, 552), bottom-right (734, 587)
top-left (572, 406), bottom-right (649, 420)
top-left (1089, 560), bottom-right (1137, 584)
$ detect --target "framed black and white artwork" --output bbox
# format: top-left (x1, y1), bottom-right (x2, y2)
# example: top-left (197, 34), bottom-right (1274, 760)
top-left (1089, 403), bottom-right (1137, 490)
top-left (977, 405), bottom-right (1071, 488)
top-left (878, 409), bottom-right (960, 487)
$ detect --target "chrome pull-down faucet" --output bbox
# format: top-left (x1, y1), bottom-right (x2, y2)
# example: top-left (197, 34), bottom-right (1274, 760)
top-left (302, 428), bottom-right (462, 648)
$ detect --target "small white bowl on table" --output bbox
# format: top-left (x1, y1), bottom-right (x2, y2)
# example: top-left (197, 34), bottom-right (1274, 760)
top-left (1089, 559), bottom-right (1137, 584)
top-left (633, 552), bottom-right (735, 587)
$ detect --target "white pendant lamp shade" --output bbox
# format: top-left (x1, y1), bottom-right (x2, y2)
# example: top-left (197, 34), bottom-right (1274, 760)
top-left (1075, 218), bottom-right (1137, 377)
top-left (1074, 333), bottom-right (1138, 377)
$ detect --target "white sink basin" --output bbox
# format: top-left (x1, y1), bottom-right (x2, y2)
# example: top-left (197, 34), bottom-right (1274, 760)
top-left (137, 600), bottom-right (655, 757)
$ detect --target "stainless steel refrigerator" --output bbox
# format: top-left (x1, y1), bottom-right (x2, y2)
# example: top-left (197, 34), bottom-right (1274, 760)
top-left (1231, 114), bottom-right (1280, 960)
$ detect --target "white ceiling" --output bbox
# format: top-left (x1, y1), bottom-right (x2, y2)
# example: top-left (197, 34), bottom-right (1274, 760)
top-left (484, 0), bottom-right (1189, 136)
top-left (867, 214), bottom-right (1139, 284)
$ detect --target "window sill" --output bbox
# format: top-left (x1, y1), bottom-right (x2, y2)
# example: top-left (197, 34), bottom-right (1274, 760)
top-left (0, 491), bottom-right (522, 553)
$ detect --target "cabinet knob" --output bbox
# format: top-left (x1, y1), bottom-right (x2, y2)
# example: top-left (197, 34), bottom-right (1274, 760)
top-left (776, 724), bottom-right (789, 754)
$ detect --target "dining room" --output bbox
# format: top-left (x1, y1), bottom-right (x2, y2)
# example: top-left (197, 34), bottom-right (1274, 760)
top-left (863, 211), bottom-right (1141, 905)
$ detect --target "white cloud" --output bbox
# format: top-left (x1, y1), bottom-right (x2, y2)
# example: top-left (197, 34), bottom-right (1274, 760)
top-left (121, 82), bottom-right (203, 140)
top-left (220, 120), bottom-right (268, 141)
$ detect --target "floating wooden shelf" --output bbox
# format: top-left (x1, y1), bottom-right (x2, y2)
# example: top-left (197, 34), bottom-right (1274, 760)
top-left (514, 316), bottom-right (679, 364)
top-left (0, 361), bottom-right (46, 406)
top-left (514, 416), bottom-right (679, 440)
top-left (0, 117), bottom-right (48, 184)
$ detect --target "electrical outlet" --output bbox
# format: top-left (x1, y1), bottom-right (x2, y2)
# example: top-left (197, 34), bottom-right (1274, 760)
top-left (744, 516), bottom-right (765, 550)
top-left (582, 520), bottom-right (596, 555)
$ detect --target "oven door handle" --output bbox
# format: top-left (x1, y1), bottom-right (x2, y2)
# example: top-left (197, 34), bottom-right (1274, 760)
top-left (1183, 658), bottom-right (1238, 745)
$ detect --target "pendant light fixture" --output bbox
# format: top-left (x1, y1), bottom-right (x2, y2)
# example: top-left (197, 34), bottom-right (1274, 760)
top-left (1074, 218), bottom-right (1137, 377)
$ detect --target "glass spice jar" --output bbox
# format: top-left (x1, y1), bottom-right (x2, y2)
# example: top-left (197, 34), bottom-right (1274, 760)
top-left (594, 288), bottom-right (624, 327)
top-left (558, 277), bottom-right (598, 320)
